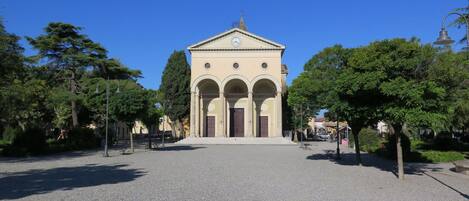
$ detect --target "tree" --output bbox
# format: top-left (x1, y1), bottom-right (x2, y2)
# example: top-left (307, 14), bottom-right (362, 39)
top-left (451, 4), bottom-right (469, 44)
top-left (428, 51), bottom-right (469, 134)
top-left (109, 81), bottom-right (147, 152)
top-left (0, 20), bottom-right (26, 133)
top-left (140, 89), bottom-right (163, 148)
top-left (27, 23), bottom-right (107, 128)
top-left (289, 45), bottom-right (355, 156)
top-left (345, 39), bottom-right (448, 179)
top-left (289, 46), bottom-right (348, 128)
top-left (0, 20), bottom-right (25, 86)
top-left (160, 51), bottom-right (190, 138)
top-left (335, 45), bottom-right (385, 165)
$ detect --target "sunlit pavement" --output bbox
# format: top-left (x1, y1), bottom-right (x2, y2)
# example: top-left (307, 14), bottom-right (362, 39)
top-left (1, 141), bottom-right (468, 201)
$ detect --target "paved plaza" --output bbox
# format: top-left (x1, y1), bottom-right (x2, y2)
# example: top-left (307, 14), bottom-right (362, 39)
top-left (1, 141), bottom-right (468, 201)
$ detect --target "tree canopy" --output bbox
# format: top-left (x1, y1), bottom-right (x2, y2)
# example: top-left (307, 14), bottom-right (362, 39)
top-left (160, 50), bottom-right (191, 138)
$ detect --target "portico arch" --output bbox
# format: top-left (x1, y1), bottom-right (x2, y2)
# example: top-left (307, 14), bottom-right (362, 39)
top-left (252, 79), bottom-right (277, 137)
top-left (250, 74), bottom-right (281, 93)
top-left (223, 79), bottom-right (249, 137)
top-left (191, 74), bottom-right (222, 93)
top-left (221, 74), bottom-right (251, 93)
top-left (192, 79), bottom-right (220, 138)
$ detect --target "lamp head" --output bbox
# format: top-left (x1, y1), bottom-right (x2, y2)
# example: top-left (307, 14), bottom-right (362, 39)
top-left (434, 28), bottom-right (454, 46)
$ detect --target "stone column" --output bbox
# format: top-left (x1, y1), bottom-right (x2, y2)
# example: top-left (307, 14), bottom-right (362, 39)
top-left (276, 92), bottom-right (283, 137)
top-left (220, 92), bottom-right (226, 137)
top-left (190, 92), bottom-right (195, 137)
top-left (247, 91), bottom-right (253, 137)
top-left (200, 95), bottom-right (204, 137)
top-left (195, 92), bottom-right (200, 137)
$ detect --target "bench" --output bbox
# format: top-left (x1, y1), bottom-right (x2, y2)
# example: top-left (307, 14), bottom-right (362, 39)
top-left (453, 160), bottom-right (469, 175)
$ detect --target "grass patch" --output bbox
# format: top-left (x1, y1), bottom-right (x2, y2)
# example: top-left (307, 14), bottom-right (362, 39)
top-left (373, 138), bottom-right (466, 163)
top-left (418, 150), bottom-right (465, 163)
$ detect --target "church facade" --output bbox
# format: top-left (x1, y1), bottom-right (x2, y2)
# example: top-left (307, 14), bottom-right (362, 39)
top-left (188, 21), bottom-right (287, 138)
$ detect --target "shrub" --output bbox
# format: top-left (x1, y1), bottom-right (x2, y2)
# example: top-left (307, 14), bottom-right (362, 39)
top-left (2, 126), bottom-right (22, 143)
top-left (3, 127), bottom-right (47, 156)
top-left (68, 127), bottom-right (101, 149)
top-left (382, 133), bottom-right (411, 160)
top-left (433, 131), bottom-right (458, 151)
top-left (350, 128), bottom-right (383, 152)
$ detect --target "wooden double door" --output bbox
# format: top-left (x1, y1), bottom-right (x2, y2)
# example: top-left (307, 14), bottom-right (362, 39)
top-left (258, 116), bottom-right (269, 137)
top-left (230, 108), bottom-right (244, 137)
top-left (205, 116), bottom-right (215, 137)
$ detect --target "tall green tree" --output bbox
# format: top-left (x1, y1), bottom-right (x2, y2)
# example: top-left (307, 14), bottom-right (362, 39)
top-left (27, 23), bottom-right (107, 128)
top-left (288, 45), bottom-right (350, 128)
top-left (428, 51), bottom-right (469, 133)
top-left (0, 20), bottom-right (25, 86)
top-left (160, 50), bottom-right (191, 138)
top-left (344, 39), bottom-right (448, 179)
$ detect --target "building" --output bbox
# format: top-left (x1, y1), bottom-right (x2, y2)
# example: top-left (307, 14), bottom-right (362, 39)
top-left (188, 17), bottom-right (287, 138)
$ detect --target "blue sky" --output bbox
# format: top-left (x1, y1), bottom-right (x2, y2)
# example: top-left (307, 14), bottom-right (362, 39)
top-left (1, 0), bottom-right (466, 89)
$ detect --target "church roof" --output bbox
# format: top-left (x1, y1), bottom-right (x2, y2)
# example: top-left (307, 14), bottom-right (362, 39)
top-left (187, 28), bottom-right (285, 54)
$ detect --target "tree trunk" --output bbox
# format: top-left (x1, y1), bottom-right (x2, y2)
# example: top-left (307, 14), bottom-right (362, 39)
top-left (169, 121), bottom-right (177, 138)
top-left (128, 123), bottom-right (135, 153)
top-left (394, 124), bottom-right (404, 180)
top-left (177, 119), bottom-right (185, 139)
top-left (353, 132), bottom-right (362, 165)
top-left (350, 125), bottom-right (362, 165)
top-left (70, 73), bottom-right (79, 128)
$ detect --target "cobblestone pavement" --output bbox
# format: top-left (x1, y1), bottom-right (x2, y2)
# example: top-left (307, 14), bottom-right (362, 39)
top-left (1, 141), bottom-right (468, 201)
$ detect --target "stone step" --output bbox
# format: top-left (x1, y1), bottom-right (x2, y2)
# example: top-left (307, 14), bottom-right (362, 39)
top-left (175, 137), bottom-right (296, 145)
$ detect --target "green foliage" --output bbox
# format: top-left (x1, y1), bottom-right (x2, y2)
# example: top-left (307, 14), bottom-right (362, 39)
top-left (375, 137), bottom-right (467, 163)
top-left (419, 151), bottom-right (465, 163)
top-left (110, 85), bottom-right (147, 128)
top-left (383, 134), bottom-right (411, 159)
top-left (3, 127), bottom-right (47, 156)
top-left (288, 45), bottom-right (353, 129)
top-left (160, 51), bottom-right (190, 122)
top-left (2, 126), bottom-right (22, 143)
top-left (68, 127), bottom-right (100, 149)
top-left (1, 79), bottom-right (50, 130)
top-left (140, 89), bottom-right (163, 131)
top-left (0, 21), bottom-right (149, 156)
top-left (349, 128), bottom-right (383, 152)
top-left (0, 19), bottom-right (25, 86)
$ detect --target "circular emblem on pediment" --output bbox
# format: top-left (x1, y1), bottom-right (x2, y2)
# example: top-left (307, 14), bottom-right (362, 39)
top-left (231, 37), bottom-right (241, 48)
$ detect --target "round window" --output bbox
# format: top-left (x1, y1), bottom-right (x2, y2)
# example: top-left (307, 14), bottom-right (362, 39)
top-left (204, 63), bottom-right (210, 68)
top-left (261, 62), bottom-right (268, 68)
top-left (233, 62), bottom-right (239, 69)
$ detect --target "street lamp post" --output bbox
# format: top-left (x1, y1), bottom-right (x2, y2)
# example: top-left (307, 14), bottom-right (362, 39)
top-left (434, 11), bottom-right (469, 49)
top-left (336, 114), bottom-right (341, 160)
top-left (96, 77), bottom-right (120, 157)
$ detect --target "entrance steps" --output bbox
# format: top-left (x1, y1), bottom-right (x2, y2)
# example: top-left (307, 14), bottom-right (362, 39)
top-left (175, 137), bottom-right (295, 145)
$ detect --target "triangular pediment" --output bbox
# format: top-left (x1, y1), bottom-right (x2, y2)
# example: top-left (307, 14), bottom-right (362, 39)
top-left (188, 28), bottom-right (285, 51)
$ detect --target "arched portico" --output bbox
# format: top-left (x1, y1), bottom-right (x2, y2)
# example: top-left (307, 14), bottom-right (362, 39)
top-left (224, 79), bottom-right (249, 137)
top-left (252, 79), bottom-right (282, 137)
top-left (191, 76), bottom-right (283, 138)
top-left (190, 78), bottom-right (220, 137)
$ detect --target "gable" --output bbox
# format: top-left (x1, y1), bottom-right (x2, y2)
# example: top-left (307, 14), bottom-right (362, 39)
top-left (188, 28), bottom-right (285, 52)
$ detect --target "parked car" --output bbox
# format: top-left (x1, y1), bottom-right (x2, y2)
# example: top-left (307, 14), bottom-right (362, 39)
top-left (312, 133), bottom-right (329, 141)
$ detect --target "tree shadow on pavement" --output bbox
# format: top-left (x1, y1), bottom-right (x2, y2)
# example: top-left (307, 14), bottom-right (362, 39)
top-left (306, 149), bottom-right (443, 176)
top-left (0, 164), bottom-right (145, 200)
top-left (307, 150), bottom-right (469, 200)
top-left (153, 145), bottom-right (206, 151)
top-left (0, 151), bottom-right (96, 164)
